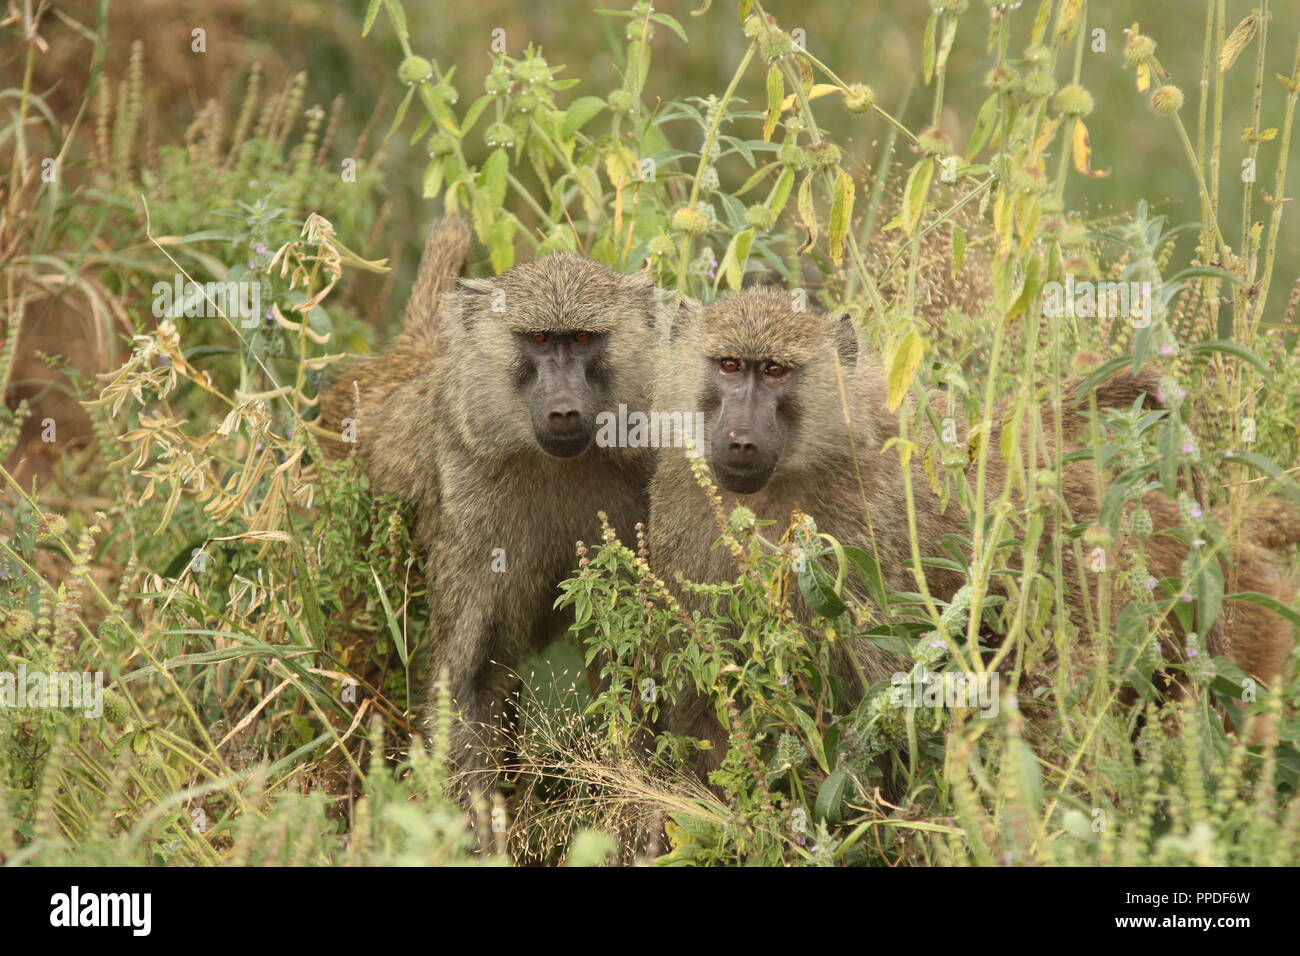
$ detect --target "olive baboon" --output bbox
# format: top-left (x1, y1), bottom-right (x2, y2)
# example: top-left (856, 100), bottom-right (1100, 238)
top-left (319, 219), bottom-right (670, 789)
top-left (648, 287), bottom-right (1298, 770)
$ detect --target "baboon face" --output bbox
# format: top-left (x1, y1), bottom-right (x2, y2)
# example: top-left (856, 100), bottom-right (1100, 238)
top-left (707, 354), bottom-right (798, 493)
top-left (671, 288), bottom-right (858, 495)
top-left (516, 328), bottom-right (608, 458)
top-left (446, 254), bottom-right (663, 459)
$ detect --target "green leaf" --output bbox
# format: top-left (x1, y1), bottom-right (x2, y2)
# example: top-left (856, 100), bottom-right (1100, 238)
top-left (965, 93), bottom-right (999, 159)
top-left (922, 12), bottom-right (938, 83)
top-left (786, 706), bottom-right (830, 774)
top-left (951, 223), bottom-right (966, 276)
top-left (1196, 557), bottom-right (1224, 636)
top-left (650, 12), bottom-right (689, 43)
top-left (769, 166), bottom-right (796, 216)
top-left (369, 565), bottom-right (408, 668)
top-left (460, 95), bottom-right (492, 136)
top-left (1224, 590), bottom-right (1300, 630)
top-left (798, 555), bottom-right (847, 620)
top-left (1188, 339), bottom-right (1268, 373)
top-left (386, 86), bottom-right (416, 140)
top-left (735, 161), bottom-right (778, 197)
top-left (842, 546), bottom-right (889, 613)
top-left (362, 0), bottom-right (383, 36)
top-left (562, 96), bottom-right (607, 140)
top-left (815, 769), bottom-right (852, 824)
top-left (480, 147), bottom-right (509, 208)
top-left (901, 157), bottom-right (933, 236)
top-left (1220, 450), bottom-right (1300, 506)
top-left (384, 0), bottom-right (409, 44)
top-left (422, 158), bottom-right (443, 198)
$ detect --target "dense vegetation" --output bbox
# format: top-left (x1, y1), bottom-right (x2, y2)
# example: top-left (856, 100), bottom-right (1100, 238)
top-left (2, 0), bottom-right (1298, 866)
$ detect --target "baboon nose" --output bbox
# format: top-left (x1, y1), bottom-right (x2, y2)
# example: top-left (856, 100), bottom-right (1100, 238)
top-left (547, 406), bottom-right (582, 432)
top-left (728, 431), bottom-right (758, 459)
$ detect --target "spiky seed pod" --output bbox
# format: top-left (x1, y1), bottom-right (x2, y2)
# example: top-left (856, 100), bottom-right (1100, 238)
top-left (984, 63), bottom-right (1022, 93)
top-left (917, 129), bottom-right (949, 156)
top-left (670, 206), bottom-right (710, 235)
top-left (760, 31), bottom-right (794, 62)
top-left (778, 141), bottom-right (807, 168)
top-left (842, 84), bottom-right (877, 114)
top-left (647, 233), bottom-right (676, 257)
top-left (1151, 86), bottom-right (1184, 116)
top-left (1054, 84), bottom-right (1095, 116)
top-left (1023, 69), bottom-right (1058, 100)
top-left (745, 205), bottom-right (776, 230)
top-left (485, 65), bottom-right (511, 95)
top-left (484, 123), bottom-right (516, 148)
top-left (804, 141), bottom-right (841, 169)
top-left (428, 131), bottom-right (455, 156)
top-left (1125, 32), bottom-right (1157, 66)
top-left (397, 56), bottom-right (433, 86)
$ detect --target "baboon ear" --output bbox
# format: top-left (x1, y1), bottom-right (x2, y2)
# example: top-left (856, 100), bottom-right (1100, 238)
top-left (447, 277), bottom-right (495, 331)
top-left (835, 312), bottom-right (860, 366)
top-left (655, 290), bottom-right (701, 344)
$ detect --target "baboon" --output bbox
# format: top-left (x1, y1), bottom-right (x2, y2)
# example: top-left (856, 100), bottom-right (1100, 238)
top-left (648, 286), bottom-right (1298, 772)
top-left (318, 219), bottom-right (670, 791)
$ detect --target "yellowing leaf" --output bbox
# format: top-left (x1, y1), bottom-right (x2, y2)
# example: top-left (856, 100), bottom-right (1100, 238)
top-left (779, 84), bottom-right (841, 113)
top-left (719, 228), bottom-right (755, 290)
top-left (1137, 62), bottom-right (1151, 93)
top-left (828, 169), bottom-right (855, 266)
top-left (1071, 117), bottom-right (1110, 178)
top-left (885, 329), bottom-right (925, 412)
top-left (901, 157), bottom-right (934, 236)
top-left (1220, 12), bottom-right (1260, 72)
top-left (764, 64), bottom-right (783, 142)
top-left (797, 173), bottom-right (817, 252)
top-left (1057, 0), bottom-right (1084, 42)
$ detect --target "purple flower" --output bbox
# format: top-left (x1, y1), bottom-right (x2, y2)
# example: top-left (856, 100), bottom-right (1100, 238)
top-left (929, 639), bottom-right (945, 649)
top-left (1159, 345), bottom-right (1174, 356)
top-left (1189, 504), bottom-right (1202, 518)
top-left (1187, 647), bottom-right (1198, 658)
top-left (1145, 575), bottom-right (1158, 591)
top-left (256, 244), bottom-right (268, 255)
top-left (1182, 443), bottom-right (1196, 455)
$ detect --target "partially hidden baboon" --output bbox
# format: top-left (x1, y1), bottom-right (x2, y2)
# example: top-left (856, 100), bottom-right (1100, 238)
top-left (648, 286), bottom-right (1298, 772)
top-left (318, 219), bottom-right (671, 791)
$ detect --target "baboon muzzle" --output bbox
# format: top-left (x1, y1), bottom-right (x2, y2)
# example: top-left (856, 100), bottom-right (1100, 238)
top-left (710, 392), bottom-right (783, 494)
top-left (530, 363), bottom-right (596, 458)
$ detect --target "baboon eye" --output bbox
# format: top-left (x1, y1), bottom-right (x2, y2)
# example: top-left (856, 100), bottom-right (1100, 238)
top-left (763, 361), bottom-right (788, 379)
top-left (574, 331), bottom-right (592, 343)
top-left (530, 332), bottom-right (549, 344)
top-left (719, 358), bottom-right (741, 373)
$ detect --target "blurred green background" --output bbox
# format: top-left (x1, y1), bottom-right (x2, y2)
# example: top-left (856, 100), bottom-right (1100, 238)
top-left (20, 0), bottom-right (1300, 320)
